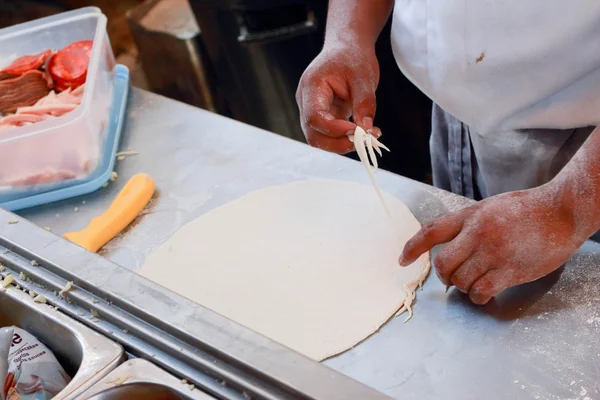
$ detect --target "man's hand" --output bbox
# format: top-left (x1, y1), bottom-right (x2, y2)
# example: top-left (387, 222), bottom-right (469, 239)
top-left (399, 185), bottom-right (586, 305)
top-left (296, 45), bottom-right (380, 154)
top-left (296, 0), bottom-right (393, 154)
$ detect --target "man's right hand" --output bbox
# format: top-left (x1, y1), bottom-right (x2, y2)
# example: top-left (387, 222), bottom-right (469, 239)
top-left (296, 44), bottom-right (381, 154)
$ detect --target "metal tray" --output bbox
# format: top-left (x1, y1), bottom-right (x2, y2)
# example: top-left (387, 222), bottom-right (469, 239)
top-left (0, 286), bottom-right (124, 399)
top-left (80, 359), bottom-right (217, 399)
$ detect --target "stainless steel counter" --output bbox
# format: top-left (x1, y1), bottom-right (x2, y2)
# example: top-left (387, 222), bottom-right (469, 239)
top-left (17, 89), bottom-right (600, 399)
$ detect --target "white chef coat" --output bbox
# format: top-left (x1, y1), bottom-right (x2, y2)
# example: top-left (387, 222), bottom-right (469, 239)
top-left (391, 0), bottom-right (600, 134)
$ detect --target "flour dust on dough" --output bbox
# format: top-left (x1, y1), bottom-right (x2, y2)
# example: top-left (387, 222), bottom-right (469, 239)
top-left (139, 180), bottom-right (430, 361)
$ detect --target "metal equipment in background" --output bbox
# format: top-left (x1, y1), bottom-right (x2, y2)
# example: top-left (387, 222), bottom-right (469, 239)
top-left (189, 0), bottom-right (327, 143)
top-left (83, 359), bottom-right (217, 399)
top-left (126, 0), bottom-right (224, 113)
top-left (0, 0), bottom-right (65, 28)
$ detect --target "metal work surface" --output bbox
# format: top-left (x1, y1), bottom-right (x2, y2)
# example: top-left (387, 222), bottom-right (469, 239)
top-left (12, 89), bottom-right (600, 399)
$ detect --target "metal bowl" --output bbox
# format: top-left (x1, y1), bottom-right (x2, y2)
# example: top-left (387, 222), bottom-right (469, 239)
top-left (86, 383), bottom-right (188, 400)
top-left (0, 286), bottom-right (124, 399)
top-left (80, 359), bottom-right (216, 400)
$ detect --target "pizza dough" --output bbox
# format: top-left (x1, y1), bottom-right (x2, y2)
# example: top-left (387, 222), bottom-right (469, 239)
top-left (139, 180), bottom-right (430, 361)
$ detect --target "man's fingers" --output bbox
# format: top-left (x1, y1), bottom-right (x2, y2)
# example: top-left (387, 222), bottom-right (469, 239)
top-left (305, 129), bottom-right (355, 154)
top-left (369, 126), bottom-right (382, 139)
top-left (350, 81), bottom-right (377, 129)
top-left (305, 112), bottom-right (357, 138)
top-left (432, 233), bottom-right (476, 286)
top-left (469, 269), bottom-right (514, 305)
top-left (301, 82), bottom-right (356, 138)
top-left (399, 214), bottom-right (465, 267)
top-left (449, 252), bottom-right (490, 293)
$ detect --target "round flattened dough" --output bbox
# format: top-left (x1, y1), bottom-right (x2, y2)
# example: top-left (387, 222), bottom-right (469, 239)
top-left (139, 180), bottom-right (430, 360)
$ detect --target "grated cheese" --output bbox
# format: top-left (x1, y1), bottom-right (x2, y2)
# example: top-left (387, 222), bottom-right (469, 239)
top-left (34, 295), bottom-right (47, 304)
top-left (2, 274), bottom-right (14, 288)
top-left (59, 281), bottom-right (73, 296)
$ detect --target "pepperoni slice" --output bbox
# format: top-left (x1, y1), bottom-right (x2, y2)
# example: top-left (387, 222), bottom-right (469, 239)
top-left (48, 40), bottom-right (93, 91)
top-left (0, 50), bottom-right (52, 75)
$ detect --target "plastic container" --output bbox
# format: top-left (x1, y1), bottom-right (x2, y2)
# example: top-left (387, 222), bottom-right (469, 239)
top-left (0, 7), bottom-right (116, 201)
top-left (0, 65), bottom-right (129, 211)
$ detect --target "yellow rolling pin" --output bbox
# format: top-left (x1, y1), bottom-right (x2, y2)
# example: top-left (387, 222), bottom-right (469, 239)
top-left (64, 173), bottom-right (155, 253)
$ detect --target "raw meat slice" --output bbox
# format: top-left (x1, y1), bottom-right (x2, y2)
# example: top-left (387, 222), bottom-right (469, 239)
top-left (16, 103), bottom-right (78, 116)
top-left (0, 84), bottom-right (84, 130)
top-left (0, 113), bottom-right (45, 125)
top-left (0, 72), bottom-right (17, 81)
top-left (0, 71), bottom-right (50, 114)
top-left (9, 169), bottom-right (78, 186)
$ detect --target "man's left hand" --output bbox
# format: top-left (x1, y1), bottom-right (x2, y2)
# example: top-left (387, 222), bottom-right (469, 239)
top-left (399, 185), bottom-right (585, 304)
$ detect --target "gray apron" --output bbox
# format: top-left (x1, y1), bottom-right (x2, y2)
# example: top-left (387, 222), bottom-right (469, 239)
top-left (431, 104), bottom-right (595, 200)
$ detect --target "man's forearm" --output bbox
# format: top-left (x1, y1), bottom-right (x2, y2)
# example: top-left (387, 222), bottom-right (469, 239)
top-left (550, 127), bottom-right (600, 240)
top-left (324, 0), bottom-right (394, 48)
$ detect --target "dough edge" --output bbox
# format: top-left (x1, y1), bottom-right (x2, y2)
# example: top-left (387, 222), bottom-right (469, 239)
top-left (319, 252), bottom-right (431, 361)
